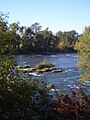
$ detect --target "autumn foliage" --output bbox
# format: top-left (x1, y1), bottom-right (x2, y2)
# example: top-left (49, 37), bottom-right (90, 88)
top-left (49, 88), bottom-right (90, 120)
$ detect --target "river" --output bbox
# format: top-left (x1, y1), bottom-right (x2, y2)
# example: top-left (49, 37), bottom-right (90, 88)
top-left (15, 53), bottom-right (90, 95)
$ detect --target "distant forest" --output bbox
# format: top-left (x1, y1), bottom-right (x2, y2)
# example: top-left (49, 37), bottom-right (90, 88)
top-left (0, 12), bottom-right (81, 55)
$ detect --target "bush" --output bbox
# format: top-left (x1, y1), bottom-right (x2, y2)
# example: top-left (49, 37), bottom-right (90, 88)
top-left (35, 61), bottom-right (55, 69)
top-left (0, 56), bottom-right (52, 120)
top-left (50, 88), bottom-right (90, 120)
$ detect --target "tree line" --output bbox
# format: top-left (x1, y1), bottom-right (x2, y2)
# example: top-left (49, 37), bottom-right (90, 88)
top-left (0, 11), bottom-right (79, 55)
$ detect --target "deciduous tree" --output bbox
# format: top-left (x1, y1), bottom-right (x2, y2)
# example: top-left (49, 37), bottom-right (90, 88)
top-left (75, 26), bottom-right (90, 81)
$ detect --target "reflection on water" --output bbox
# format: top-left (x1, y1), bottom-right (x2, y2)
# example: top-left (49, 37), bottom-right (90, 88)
top-left (15, 53), bottom-right (90, 94)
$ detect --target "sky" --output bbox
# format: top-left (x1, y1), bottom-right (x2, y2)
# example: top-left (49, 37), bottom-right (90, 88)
top-left (0, 0), bottom-right (90, 34)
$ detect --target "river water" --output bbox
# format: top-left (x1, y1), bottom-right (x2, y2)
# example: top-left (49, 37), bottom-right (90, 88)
top-left (15, 53), bottom-right (90, 95)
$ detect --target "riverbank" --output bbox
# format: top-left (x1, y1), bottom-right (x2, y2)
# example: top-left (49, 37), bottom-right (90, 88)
top-left (11, 51), bottom-right (77, 55)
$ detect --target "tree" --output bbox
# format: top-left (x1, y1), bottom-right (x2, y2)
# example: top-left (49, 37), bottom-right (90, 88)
top-left (75, 26), bottom-right (90, 81)
top-left (0, 12), bottom-right (9, 54)
top-left (10, 22), bottom-right (20, 33)
top-left (0, 12), bottom-right (52, 119)
top-left (56, 30), bottom-right (78, 52)
top-left (0, 55), bottom-right (52, 119)
top-left (19, 26), bottom-right (35, 53)
top-left (41, 28), bottom-right (56, 52)
top-left (30, 22), bottom-right (42, 34)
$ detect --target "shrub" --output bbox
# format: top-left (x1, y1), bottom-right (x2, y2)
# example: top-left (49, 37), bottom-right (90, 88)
top-left (35, 61), bottom-right (55, 69)
top-left (50, 88), bottom-right (90, 120)
top-left (0, 56), bottom-right (52, 120)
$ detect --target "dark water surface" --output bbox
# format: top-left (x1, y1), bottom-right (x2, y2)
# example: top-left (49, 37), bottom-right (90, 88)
top-left (15, 53), bottom-right (90, 95)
